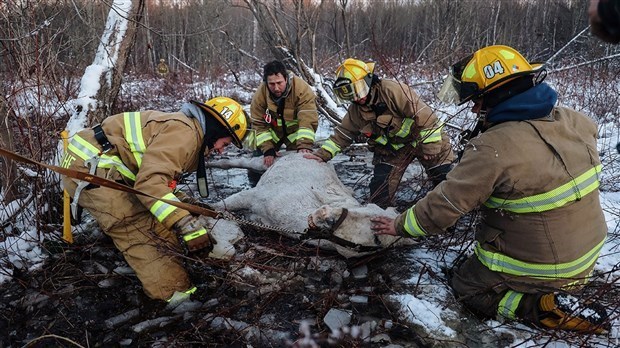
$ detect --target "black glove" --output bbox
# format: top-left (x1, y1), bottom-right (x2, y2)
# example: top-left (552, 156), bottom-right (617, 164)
top-left (173, 215), bottom-right (217, 254)
top-left (263, 148), bottom-right (277, 157)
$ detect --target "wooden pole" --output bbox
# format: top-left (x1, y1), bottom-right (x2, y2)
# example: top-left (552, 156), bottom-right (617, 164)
top-left (61, 130), bottom-right (73, 244)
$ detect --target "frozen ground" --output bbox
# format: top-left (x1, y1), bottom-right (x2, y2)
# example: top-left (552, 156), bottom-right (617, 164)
top-left (1, 144), bottom-right (618, 347)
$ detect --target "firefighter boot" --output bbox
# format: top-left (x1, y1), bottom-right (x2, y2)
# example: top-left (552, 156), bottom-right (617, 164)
top-left (538, 293), bottom-right (609, 334)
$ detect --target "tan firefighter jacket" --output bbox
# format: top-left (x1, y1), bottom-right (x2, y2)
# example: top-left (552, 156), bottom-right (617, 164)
top-left (316, 79), bottom-right (445, 162)
top-left (250, 71), bottom-right (318, 153)
top-left (395, 107), bottom-right (607, 291)
top-left (62, 111), bottom-right (202, 230)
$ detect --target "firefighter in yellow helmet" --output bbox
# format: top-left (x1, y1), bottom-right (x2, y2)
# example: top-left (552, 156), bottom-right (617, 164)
top-left (372, 45), bottom-right (609, 333)
top-left (305, 58), bottom-right (455, 208)
top-left (247, 60), bottom-right (319, 187)
top-left (61, 96), bottom-right (248, 303)
top-left (157, 58), bottom-right (169, 76)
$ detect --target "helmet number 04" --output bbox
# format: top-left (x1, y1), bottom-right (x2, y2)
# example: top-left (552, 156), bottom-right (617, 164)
top-left (483, 60), bottom-right (505, 79)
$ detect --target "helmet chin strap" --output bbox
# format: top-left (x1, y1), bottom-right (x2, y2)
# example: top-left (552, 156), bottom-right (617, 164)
top-left (196, 139), bottom-right (210, 198)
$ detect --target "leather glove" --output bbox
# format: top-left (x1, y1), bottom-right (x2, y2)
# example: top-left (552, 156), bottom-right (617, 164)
top-left (173, 215), bottom-right (217, 255)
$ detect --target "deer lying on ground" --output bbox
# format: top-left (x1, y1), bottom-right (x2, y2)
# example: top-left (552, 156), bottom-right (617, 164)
top-left (209, 152), bottom-right (414, 258)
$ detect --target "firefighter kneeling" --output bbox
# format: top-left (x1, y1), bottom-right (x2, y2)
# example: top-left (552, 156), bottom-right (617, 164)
top-left (62, 96), bottom-right (247, 303)
top-left (371, 45), bottom-right (610, 334)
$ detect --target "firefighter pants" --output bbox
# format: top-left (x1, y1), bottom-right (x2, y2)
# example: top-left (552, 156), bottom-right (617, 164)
top-left (450, 254), bottom-right (597, 325)
top-left (247, 149), bottom-right (265, 188)
top-left (369, 133), bottom-right (455, 208)
top-left (63, 167), bottom-right (191, 301)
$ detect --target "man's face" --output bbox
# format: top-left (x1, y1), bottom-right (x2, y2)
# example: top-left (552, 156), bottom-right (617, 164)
top-left (266, 73), bottom-right (287, 98)
top-left (353, 96), bottom-right (367, 105)
top-left (207, 136), bottom-right (233, 155)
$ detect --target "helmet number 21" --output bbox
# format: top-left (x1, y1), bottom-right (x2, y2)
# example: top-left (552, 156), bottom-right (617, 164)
top-left (483, 61), bottom-right (505, 79)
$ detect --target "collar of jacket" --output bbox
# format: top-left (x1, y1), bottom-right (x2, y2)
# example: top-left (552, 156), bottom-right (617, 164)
top-left (269, 70), bottom-right (294, 103)
top-left (180, 102), bottom-right (207, 137)
top-left (486, 83), bottom-right (558, 124)
top-left (363, 76), bottom-right (381, 107)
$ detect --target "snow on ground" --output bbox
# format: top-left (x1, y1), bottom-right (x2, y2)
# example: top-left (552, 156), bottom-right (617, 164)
top-left (1, 72), bottom-right (619, 346)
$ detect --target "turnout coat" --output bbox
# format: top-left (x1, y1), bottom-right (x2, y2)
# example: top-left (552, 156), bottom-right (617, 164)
top-left (250, 72), bottom-right (318, 153)
top-left (62, 110), bottom-right (204, 300)
top-left (394, 100), bottom-right (607, 319)
top-left (315, 79), bottom-right (454, 168)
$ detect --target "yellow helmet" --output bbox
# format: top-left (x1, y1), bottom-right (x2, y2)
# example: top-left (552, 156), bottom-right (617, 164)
top-left (438, 45), bottom-right (545, 106)
top-left (333, 58), bottom-right (376, 103)
top-left (194, 96), bottom-right (248, 148)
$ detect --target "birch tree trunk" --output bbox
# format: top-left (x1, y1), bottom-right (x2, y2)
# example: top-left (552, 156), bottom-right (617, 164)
top-left (0, 95), bottom-right (17, 204)
top-left (67, 0), bottom-right (145, 131)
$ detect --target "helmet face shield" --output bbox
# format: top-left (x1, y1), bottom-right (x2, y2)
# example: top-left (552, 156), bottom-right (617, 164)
top-left (442, 46), bottom-right (543, 106)
top-left (437, 54), bottom-right (482, 105)
top-left (333, 77), bottom-right (370, 103)
top-left (437, 74), bottom-right (460, 104)
top-left (437, 71), bottom-right (480, 105)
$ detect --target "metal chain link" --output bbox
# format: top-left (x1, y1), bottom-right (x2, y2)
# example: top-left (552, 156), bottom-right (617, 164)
top-left (218, 211), bottom-right (306, 237)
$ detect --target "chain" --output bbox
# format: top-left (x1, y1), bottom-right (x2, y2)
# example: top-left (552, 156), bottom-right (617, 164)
top-left (218, 211), bottom-right (306, 237)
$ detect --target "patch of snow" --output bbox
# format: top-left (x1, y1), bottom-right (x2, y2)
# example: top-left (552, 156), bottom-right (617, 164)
top-left (391, 293), bottom-right (457, 338)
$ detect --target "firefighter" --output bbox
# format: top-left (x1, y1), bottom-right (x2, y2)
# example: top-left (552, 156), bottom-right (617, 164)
top-left (247, 60), bottom-right (318, 186)
top-left (305, 58), bottom-right (455, 208)
top-left (371, 45), bottom-right (609, 333)
top-left (156, 58), bottom-right (169, 76)
top-left (61, 97), bottom-right (247, 303)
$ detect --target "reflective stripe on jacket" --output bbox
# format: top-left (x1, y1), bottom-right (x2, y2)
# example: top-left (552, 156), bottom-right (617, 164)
top-left (374, 119), bottom-right (444, 150)
top-left (250, 73), bottom-right (318, 152)
top-left (484, 165), bottom-right (602, 213)
top-left (394, 107), bottom-right (607, 287)
top-left (63, 110), bottom-right (202, 230)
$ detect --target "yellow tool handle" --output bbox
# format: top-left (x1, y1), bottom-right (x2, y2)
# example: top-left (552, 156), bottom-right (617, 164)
top-left (61, 130), bottom-right (73, 244)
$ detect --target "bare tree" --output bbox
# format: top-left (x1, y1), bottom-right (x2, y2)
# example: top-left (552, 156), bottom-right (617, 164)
top-left (0, 95), bottom-right (17, 204)
top-left (69, 0), bottom-right (145, 127)
top-left (338, 0), bottom-right (351, 56)
top-left (239, 0), bottom-right (343, 125)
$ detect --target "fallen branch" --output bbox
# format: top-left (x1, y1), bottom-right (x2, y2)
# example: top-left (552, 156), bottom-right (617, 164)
top-left (22, 334), bottom-right (85, 348)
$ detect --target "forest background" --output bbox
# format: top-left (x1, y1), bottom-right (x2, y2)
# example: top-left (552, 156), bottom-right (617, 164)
top-left (1, 0), bottom-right (619, 278)
top-left (1, 0), bottom-right (619, 206)
top-left (0, 0), bottom-right (619, 346)
top-left (1, 0), bottom-right (620, 286)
